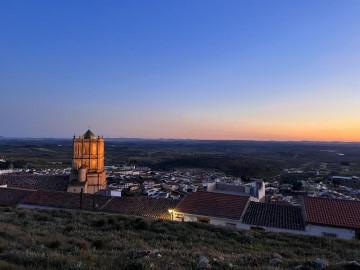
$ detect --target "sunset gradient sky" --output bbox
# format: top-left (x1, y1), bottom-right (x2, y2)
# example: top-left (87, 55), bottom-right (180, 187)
top-left (1, 1), bottom-right (359, 141)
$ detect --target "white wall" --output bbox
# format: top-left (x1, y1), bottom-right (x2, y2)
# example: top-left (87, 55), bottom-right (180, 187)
top-left (176, 212), bottom-right (250, 230)
top-left (257, 185), bottom-right (266, 202)
top-left (17, 204), bottom-right (59, 210)
top-left (178, 212), bottom-right (308, 233)
top-left (248, 225), bottom-right (307, 235)
top-left (305, 224), bottom-right (356, 240)
top-left (176, 212), bottom-right (357, 240)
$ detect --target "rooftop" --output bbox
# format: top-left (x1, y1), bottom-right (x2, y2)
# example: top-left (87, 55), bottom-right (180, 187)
top-left (18, 189), bottom-right (178, 219)
top-left (175, 191), bottom-right (249, 220)
top-left (21, 190), bottom-right (111, 211)
top-left (242, 202), bottom-right (305, 231)
top-left (0, 174), bottom-right (69, 192)
top-left (303, 196), bottom-right (360, 229)
top-left (80, 129), bottom-right (98, 140)
top-left (0, 188), bottom-right (33, 206)
top-left (102, 196), bottom-right (179, 219)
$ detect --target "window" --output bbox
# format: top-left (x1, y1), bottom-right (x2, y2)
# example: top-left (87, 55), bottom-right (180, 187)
top-left (226, 223), bottom-right (236, 228)
top-left (322, 232), bottom-right (338, 238)
top-left (175, 214), bottom-right (184, 222)
top-left (197, 217), bottom-right (210, 224)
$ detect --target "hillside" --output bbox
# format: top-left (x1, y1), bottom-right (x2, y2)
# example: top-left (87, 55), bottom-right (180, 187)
top-left (0, 207), bottom-right (359, 270)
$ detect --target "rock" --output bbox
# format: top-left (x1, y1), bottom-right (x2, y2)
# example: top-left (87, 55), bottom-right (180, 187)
top-left (272, 253), bottom-right (283, 260)
top-left (197, 256), bottom-right (211, 269)
top-left (199, 256), bottom-right (209, 263)
top-left (269, 258), bottom-right (282, 265)
top-left (336, 261), bottom-right (360, 269)
top-left (151, 249), bottom-right (160, 255)
top-left (293, 265), bottom-right (303, 270)
top-left (313, 258), bottom-right (329, 269)
top-left (156, 254), bottom-right (162, 258)
top-left (228, 263), bottom-right (233, 268)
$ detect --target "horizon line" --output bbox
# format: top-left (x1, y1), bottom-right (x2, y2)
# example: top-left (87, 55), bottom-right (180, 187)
top-left (0, 136), bottom-right (359, 144)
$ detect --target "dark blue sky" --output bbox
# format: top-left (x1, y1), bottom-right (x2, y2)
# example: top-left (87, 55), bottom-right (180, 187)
top-left (1, 1), bottom-right (359, 140)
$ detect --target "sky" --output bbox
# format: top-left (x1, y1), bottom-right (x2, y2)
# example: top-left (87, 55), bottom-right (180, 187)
top-left (0, 0), bottom-right (359, 141)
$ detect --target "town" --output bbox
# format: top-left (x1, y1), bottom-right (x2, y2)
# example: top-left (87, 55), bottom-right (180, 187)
top-left (2, 1), bottom-right (360, 268)
top-left (2, 165), bottom-right (359, 202)
top-left (0, 131), bottom-right (359, 241)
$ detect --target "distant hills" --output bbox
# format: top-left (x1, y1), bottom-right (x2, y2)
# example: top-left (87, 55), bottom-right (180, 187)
top-left (0, 136), bottom-right (359, 145)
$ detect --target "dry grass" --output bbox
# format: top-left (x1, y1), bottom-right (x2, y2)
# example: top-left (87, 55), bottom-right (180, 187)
top-left (0, 206), bottom-right (359, 269)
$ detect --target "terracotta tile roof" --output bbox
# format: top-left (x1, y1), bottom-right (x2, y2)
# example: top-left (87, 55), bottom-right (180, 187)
top-left (21, 190), bottom-right (111, 211)
top-left (303, 196), bottom-right (360, 229)
top-left (19, 189), bottom-right (179, 219)
top-left (0, 188), bottom-right (34, 206)
top-left (102, 197), bottom-right (179, 219)
top-left (242, 202), bottom-right (305, 230)
top-left (174, 191), bottom-right (250, 220)
top-left (0, 174), bottom-right (69, 191)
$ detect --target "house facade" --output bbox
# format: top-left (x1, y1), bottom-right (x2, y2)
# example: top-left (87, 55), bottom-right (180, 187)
top-left (173, 191), bottom-right (360, 240)
top-left (302, 196), bottom-right (360, 240)
top-left (173, 191), bottom-right (250, 229)
top-left (207, 179), bottom-right (265, 202)
top-left (241, 201), bottom-right (306, 235)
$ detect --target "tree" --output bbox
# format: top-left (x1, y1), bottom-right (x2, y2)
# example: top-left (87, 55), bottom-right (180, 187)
top-left (292, 181), bottom-right (303, 190)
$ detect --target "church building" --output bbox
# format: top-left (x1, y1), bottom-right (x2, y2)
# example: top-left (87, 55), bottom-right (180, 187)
top-left (67, 129), bottom-right (106, 194)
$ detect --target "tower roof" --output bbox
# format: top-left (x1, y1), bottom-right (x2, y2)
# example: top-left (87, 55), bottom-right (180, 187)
top-left (80, 129), bottom-right (98, 139)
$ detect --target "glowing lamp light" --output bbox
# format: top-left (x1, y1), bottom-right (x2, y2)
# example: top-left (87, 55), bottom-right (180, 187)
top-left (168, 209), bottom-right (174, 221)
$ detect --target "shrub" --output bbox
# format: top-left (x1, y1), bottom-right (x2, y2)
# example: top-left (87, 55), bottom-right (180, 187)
top-left (47, 240), bottom-right (61, 249)
top-left (124, 260), bottom-right (146, 270)
top-left (107, 218), bottom-right (115, 225)
top-left (94, 219), bottom-right (106, 227)
top-left (17, 212), bottom-right (26, 218)
top-left (113, 222), bottom-right (125, 231)
top-left (74, 240), bottom-right (89, 250)
top-left (133, 218), bottom-right (149, 230)
top-left (92, 239), bottom-right (106, 250)
top-left (34, 213), bottom-right (50, 222)
top-left (239, 232), bottom-right (254, 244)
top-left (0, 260), bottom-right (25, 270)
top-left (64, 225), bottom-right (75, 233)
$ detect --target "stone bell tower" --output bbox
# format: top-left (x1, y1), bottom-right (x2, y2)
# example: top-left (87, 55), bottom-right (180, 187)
top-left (67, 129), bottom-right (106, 194)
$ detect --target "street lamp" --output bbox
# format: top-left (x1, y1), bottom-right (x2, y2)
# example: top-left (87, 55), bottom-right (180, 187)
top-left (168, 209), bottom-right (174, 221)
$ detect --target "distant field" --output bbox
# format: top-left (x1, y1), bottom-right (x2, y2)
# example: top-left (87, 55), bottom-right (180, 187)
top-left (0, 207), bottom-right (359, 270)
top-left (1, 139), bottom-right (360, 178)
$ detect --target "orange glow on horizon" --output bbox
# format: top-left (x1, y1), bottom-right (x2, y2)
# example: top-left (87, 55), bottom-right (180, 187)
top-left (108, 116), bottom-right (360, 142)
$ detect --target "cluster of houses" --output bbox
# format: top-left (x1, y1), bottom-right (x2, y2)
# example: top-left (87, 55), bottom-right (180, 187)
top-left (267, 168), bottom-right (360, 201)
top-left (106, 167), bottom-right (225, 199)
top-left (1, 171), bottom-right (359, 240)
top-left (173, 183), bottom-right (360, 240)
top-left (0, 166), bottom-right (360, 240)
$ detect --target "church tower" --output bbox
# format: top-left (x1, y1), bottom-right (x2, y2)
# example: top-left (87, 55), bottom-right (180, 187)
top-left (67, 129), bottom-right (106, 194)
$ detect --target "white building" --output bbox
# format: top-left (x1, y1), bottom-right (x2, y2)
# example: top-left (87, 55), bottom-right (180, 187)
top-left (207, 179), bottom-right (265, 202)
top-left (302, 196), bottom-right (360, 240)
top-left (173, 191), bottom-right (251, 230)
